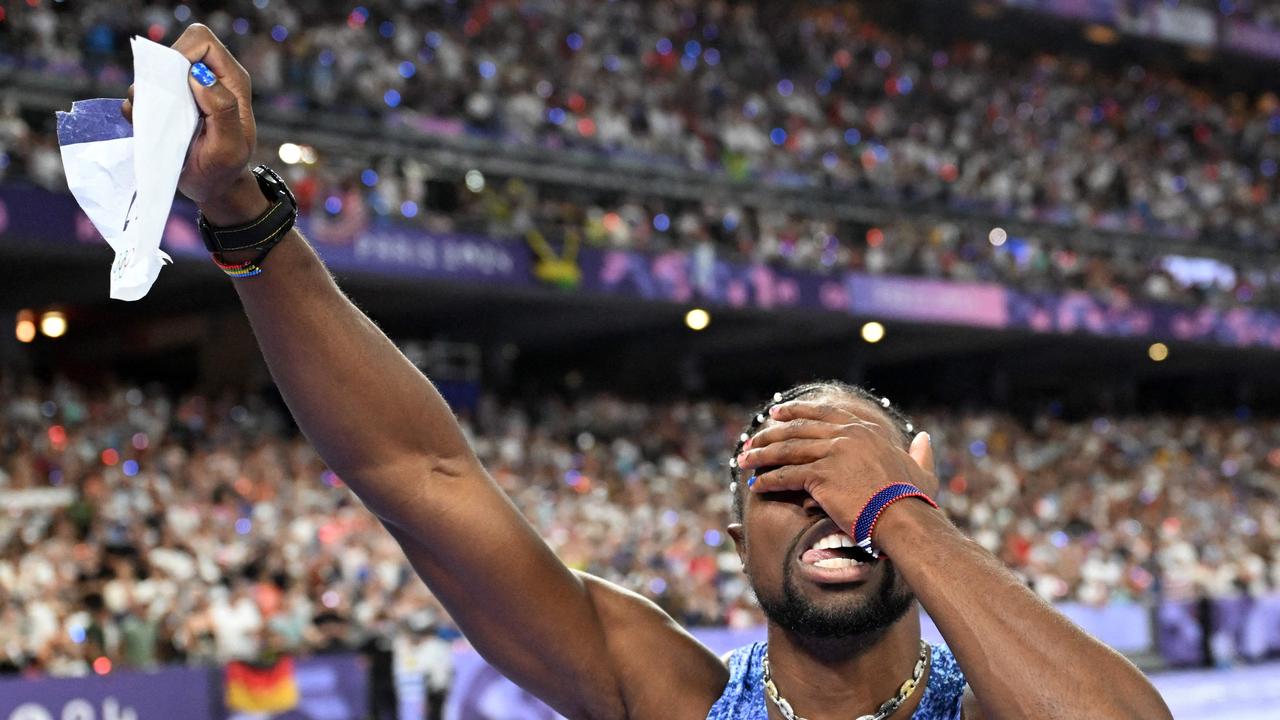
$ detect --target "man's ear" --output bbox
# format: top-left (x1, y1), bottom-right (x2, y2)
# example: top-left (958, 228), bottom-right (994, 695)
top-left (727, 523), bottom-right (746, 564)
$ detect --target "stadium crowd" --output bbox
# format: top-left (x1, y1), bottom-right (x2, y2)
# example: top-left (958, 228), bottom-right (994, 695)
top-left (7, 0), bottom-right (1280, 247)
top-left (4, 1), bottom-right (1280, 309)
top-left (1, 372), bottom-right (1276, 675)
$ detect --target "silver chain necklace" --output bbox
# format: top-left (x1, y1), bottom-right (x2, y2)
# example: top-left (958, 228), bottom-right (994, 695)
top-left (762, 640), bottom-right (930, 720)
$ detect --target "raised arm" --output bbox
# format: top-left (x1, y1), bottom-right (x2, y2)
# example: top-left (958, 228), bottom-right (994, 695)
top-left (872, 489), bottom-right (1171, 720)
top-left (142, 24), bottom-right (725, 719)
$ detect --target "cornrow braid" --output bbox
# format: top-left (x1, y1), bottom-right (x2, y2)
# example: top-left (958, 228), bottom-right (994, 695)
top-left (728, 380), bottom-right (916, 523)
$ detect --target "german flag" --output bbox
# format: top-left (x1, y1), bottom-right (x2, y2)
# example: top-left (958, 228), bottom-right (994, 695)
top-left (225, 657), bottom-right (300, 713)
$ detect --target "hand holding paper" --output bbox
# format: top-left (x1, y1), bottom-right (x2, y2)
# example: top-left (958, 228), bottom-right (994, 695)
top-left (57, 26), bottom-right (262, 301)
top-left (57, 37), bottom-right (199, 301)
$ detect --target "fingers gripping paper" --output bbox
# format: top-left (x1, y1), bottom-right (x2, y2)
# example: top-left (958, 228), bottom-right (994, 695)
top-left (56, 38), bottom-right (200, 301)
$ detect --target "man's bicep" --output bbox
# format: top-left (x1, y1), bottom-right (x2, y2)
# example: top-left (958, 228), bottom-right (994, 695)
top-left (379, 472), bottom-right (629, 719)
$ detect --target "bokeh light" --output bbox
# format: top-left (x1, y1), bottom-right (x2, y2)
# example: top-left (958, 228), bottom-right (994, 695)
top-left (39, 311), bottom-right (66, 338)
top-left (685, 308), bottom-right (710, 331)
top-left (277, 143), bottom-right (302, 164)
top-left (15, 310), bottom-right (35, 343)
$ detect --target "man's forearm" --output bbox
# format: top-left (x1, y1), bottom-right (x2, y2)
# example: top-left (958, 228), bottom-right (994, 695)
top-left (223, 229), bottom-right (477, 523)
top-left (876, 502), bottom-right (1172, 720)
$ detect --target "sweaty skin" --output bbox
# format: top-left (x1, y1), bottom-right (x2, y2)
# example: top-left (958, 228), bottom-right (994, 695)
top-left (133, 24), bottom-right (1174, 720)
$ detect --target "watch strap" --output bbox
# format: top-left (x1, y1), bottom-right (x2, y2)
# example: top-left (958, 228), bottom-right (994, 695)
top-left (198, 165), bottom-right (298, 254)
top-left (199, 198), bottom-right (295, 253)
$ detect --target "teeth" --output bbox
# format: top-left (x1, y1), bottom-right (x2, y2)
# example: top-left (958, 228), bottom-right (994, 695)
top-left (814, 557), bottom-right (860, 569)
top-left (810, 532), bottom-right (853, 551)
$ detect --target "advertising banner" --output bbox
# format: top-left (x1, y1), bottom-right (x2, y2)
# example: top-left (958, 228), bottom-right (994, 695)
top-left (1223, 20), bottom-right (1280, 60)
top-left (1147, 5), bottom-right (1216, 46)
top-left (1009, 0), bottom-right (1118, 22)
top-left (845, 273), bottom-right (1009, 328)
top-left (7, 183), bottom-right (1280, 352)
top-left (222, 655), bottom-right (369, 720)
top-left (0, 667), bottom-right (217, 720)
top-left (0, 655), bottom-right (367, 720)
top-left (580, 248), bottom-right (814, 312)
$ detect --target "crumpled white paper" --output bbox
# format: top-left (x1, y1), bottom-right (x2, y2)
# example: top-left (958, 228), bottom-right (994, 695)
top-left (57, 37), bottom-right (200, 301)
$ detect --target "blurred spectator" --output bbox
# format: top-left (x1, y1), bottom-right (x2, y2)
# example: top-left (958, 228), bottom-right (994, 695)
top-left (397, 620), bottom-right (456, 720)
top-left (311, 611), bottom-right (353, 656)
top-left (360, 616), bottom-right (399, 720)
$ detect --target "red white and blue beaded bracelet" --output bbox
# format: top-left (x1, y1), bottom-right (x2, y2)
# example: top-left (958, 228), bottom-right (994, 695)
top-left (852, 482), bottom-right (939, 559)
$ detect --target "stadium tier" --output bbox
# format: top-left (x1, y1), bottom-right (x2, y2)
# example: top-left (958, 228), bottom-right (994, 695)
top-left (2, 378), bottom-right (1279, 659)
top-left (5, 0), bottom-right (1280, 308)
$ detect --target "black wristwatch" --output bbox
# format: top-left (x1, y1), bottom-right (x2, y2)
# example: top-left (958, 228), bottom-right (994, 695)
top-left (198, 164), bottom-right (298, 255)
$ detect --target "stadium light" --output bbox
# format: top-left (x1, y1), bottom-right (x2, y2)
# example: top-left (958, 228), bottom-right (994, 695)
top-left (277, 143), bottom-right (302, 164)
top-left (39, 311), bottom-right (67, 339)
top-left (1148, 342), bottom-right (1169, 362)
top-left (15, 310), bottom-right (35, 343)
top-left (1084, 24), bottom-right (1119, 45)
top-left (861, 321), bottom-right (885, 343)
top-left (685, 308), bottom-right (710, 331)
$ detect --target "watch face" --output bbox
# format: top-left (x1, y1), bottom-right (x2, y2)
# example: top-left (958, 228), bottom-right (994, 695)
top-left (254, 165), bottom-right (297, 208)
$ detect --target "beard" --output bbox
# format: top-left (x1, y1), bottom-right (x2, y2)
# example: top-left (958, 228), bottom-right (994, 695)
top-left (753, 558), bottom-right (916, 640)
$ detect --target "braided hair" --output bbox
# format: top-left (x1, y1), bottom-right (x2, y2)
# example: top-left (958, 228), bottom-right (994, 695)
top-left (728, 380), bottom-right (916, 524)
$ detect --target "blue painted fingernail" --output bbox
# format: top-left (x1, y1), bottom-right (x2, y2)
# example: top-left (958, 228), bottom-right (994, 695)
top-left (191, 62), bottom-right (217, 87)
top-left (747, 474), bottom-right (757, 488)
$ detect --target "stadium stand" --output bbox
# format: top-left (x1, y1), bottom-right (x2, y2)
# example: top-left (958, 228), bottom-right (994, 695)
top-left (4, 1), bottom-right (1280, 307)
top-left (2, 375), bottom-right (1277, 674)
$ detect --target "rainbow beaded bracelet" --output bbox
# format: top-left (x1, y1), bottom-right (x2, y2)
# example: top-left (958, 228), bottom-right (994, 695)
top-left (211, 253), bottom-right (265, 279)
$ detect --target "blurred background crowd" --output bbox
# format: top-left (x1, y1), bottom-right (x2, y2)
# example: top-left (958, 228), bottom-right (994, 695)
top-left (2, 373), bottom-right (1277, 675)
top-left (6, 0), bottom-right (1280, 308)
top-left (2, 4), bottom-right (1280, 717)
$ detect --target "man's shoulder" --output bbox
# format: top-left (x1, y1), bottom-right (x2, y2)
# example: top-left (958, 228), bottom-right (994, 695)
top-left (577, 572), bottom-right (731, 719)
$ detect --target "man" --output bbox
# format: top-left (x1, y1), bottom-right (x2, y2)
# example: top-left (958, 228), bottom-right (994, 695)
top-left (125, 24), bottom-right (1173, 719)
top-left (396, 618), bottom-right (455, 720)
top-left (359, 615), bottom-right (401, 720)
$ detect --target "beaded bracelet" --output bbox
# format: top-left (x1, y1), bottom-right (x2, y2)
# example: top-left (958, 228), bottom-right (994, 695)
top-left (211, 247), bottom-right (275, 279)
top-left (852, 482), bottom-right (938, 559)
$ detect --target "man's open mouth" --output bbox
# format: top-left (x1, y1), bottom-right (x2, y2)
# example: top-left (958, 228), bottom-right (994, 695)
top-left (800, 531), bottom-right (867, 569)
top-left (793, 519), bottom-right (878, 583)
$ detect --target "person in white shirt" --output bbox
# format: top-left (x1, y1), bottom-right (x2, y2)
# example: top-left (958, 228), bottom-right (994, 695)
top-left (395, 619), bottom-right (455, 720)
top-left (209, 583), bottom-right (262, 662)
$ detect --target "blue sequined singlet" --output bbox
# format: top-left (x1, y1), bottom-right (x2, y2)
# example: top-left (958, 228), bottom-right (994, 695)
top-left (706, 642), bottom-right (967, 720)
